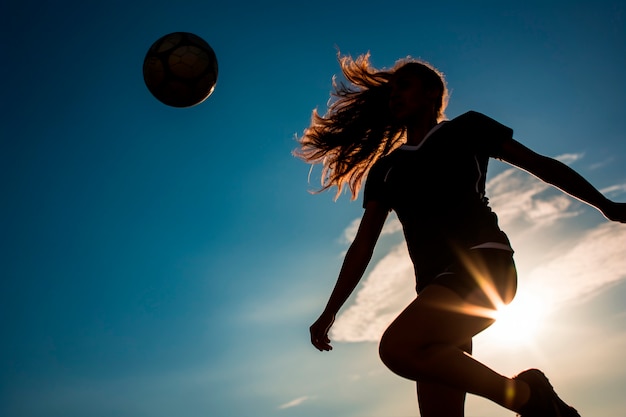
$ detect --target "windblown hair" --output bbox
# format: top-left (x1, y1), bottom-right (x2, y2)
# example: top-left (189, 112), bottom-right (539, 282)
top-left (294, 53), bottom-right (448, 200)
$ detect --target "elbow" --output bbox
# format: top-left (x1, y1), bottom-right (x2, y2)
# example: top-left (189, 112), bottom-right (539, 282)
top-left (346, 237), bottom-right (377, 263)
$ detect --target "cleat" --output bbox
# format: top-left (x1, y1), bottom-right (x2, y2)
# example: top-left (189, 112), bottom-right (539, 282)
top-left (514, 369), bottom-right (580, 417)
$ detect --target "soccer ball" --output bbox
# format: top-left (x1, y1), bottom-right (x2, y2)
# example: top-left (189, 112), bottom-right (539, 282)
top-left (143, 32), bottom-right (218, 108)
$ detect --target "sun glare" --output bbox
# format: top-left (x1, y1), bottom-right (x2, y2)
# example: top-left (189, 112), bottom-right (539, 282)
top-left (487, 292), bottom-right (547, 345)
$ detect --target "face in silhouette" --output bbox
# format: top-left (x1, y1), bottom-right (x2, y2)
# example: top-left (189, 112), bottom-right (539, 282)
top-left (388, 69), bottom-right (438, 124)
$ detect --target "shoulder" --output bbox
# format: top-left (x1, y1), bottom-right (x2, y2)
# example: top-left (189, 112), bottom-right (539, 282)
top-left (371, 146), bottom-right (406, 167)
top-left (363, 155), bottom-right (395, 209)
top-left (368, 151), bottom-right (396, 179)
top-left (448, 111), bottom-right (513, 138)
top-left (450, 110), bottom-right (501, 125)
top-left (364, 148), bottom-right (406, 189)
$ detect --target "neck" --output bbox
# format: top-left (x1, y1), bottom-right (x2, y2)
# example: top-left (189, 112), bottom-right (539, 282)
top-left (405, 116), bottom-right (438, 146)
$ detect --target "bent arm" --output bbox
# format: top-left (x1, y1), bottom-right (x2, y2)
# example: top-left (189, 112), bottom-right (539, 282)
top-left (497, 138), bottom-right (626, 222)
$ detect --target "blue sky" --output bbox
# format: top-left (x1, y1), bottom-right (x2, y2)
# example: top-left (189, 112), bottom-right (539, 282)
top-left (2, 1), bottom-right (625, 416)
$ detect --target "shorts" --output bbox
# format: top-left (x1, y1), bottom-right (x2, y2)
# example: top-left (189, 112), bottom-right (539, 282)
top-left (416, 248), bottom-right (517, 307)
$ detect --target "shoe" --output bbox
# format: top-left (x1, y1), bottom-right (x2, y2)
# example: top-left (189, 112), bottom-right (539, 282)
top-left (513, 369), bottom-right (580, 417)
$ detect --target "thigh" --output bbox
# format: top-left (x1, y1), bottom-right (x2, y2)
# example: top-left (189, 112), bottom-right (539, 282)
top-left (380, 250), bottom-right (517, 367)
top-left (383, 284), bottom-right (495, 349)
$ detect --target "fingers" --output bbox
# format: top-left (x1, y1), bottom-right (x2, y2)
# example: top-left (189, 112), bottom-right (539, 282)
top-left (310, 313), bottom-right (336, 351)
top-left (311, 336), bottom-right (333, 351)
top-left (310, 326), bottom-right (333, 351)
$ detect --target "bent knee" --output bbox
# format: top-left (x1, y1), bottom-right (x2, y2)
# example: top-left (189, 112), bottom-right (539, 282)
top-left (379, 330), bottom-right (468, 379)
top-left (378, 331), bottom-right (429, 377)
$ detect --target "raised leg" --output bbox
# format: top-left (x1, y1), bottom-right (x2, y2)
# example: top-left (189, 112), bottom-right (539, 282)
top-left (379, 284), bottom-right (529, 413)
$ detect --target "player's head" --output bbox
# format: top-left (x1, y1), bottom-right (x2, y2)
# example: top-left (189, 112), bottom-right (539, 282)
top-left (295, 53), bottom-right (448, 200)
top-left (389, 61), bottom-right (448, 124)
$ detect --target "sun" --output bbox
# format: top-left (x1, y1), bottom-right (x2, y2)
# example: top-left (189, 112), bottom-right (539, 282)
top-left (486, 291), bottom-right (548, 345)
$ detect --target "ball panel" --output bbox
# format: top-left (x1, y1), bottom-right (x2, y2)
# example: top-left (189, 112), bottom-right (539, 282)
top-left (155, 32), bottom-right (183, 53)
top-left (169, 46), bottom-right (210, 79)
top-left (143, 56), bottom-right (165, 86)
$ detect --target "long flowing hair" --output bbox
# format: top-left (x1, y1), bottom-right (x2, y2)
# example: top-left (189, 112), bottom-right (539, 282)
top-left (294, 53), bottom-right (448, 200)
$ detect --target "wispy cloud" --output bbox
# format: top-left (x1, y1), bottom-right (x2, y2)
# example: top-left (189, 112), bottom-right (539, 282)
top-left (555, 152), bottom-right (584, 164)
top-left (331, 243), bottom-right (414, 342)
top-left (601, 183), bottom-right (626, 198)
top-left (277, 395), bottom-right (313, 410)
top-left (524, 221), bottom-right (626, 306)
top-left (486, 167), bottom-right (581, 230)
top-left (588, 156), bottom-right (614, 171)
top-left (331, 154), bottom-right (626, 343)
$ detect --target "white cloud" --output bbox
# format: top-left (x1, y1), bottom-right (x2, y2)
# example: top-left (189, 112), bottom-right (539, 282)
top-left (601, 183), bottom-right (626, 198)
top-left (341, 214), bottom-right (402, 245)
top-left (524, 221), bottom-right (626, 307)
top-left (331, 154), bottom-right (626, 343)
top-left (555, 152), bottom-right (584, 164)
top-left (340, 218), bottom-right (362, 244)
top-left (331, 244), bottom-right (414, 342)
top-left (588, 156), bottom-right (614, 171)
top-left (486, 168), bottom-right (580, 230)
top-left (277, 395), bottom-right (312, 410)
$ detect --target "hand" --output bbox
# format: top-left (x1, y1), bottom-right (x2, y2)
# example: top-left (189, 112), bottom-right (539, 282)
top-left (602, 201), bottom-right (626, 223)
top-left (310, 312), bottom-right (335, 351)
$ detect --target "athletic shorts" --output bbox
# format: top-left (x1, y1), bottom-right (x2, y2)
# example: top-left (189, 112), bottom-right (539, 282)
top-left (416, 248), bottom-right (517, 307)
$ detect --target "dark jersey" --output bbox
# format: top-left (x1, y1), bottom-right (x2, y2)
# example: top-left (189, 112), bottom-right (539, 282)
top-left (363, 111), bottom-right (513, 282)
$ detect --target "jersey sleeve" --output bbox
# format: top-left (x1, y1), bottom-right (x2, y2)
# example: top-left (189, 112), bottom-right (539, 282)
top-left (362, 159), bottom-right (391, 209)
top-left (459, 111), bottom-right (513, 157)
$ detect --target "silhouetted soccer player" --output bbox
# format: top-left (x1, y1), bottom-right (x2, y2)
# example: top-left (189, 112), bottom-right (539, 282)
top-left (295, 53), bottom-right (626, 417)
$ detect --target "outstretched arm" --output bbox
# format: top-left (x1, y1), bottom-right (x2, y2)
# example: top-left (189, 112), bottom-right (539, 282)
top-left (310, 200), bottom-right (389, 351)
top-left (497, 138), bottom-right (626, 223)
